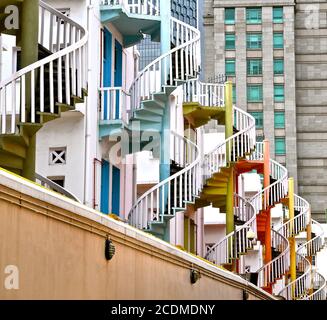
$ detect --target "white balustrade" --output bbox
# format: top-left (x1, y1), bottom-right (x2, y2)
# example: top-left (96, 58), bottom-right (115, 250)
top-left (0, 1), bottom-right (88, 134)
top-left (130, 18), bottom-right (200, 114)
top-left (183, 80), bottom-right (225, 107)
top-left (99, 87), bottom-right (129, 123)
top-left (100, 0), bottom-right (160, 16)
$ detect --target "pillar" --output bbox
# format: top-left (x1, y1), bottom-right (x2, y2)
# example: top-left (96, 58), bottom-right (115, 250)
top-left (288, 178), bottom-right (296, 296)
top-left (20, 0), bottom-right (39, 181)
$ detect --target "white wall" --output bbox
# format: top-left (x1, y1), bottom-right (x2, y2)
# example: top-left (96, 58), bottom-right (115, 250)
top-left (36, 112), bottom-right (86, 201)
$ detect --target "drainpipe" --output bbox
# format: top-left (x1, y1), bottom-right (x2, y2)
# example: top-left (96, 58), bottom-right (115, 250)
top-left (93, 158), bottom-right (103, 209)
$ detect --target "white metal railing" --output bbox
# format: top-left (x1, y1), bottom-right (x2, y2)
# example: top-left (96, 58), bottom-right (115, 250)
top-left (204, 109), bottom-right (257, 265)
top-left (130, 17), bottom-right (200, 115)
top-left (257, 230), bottom-right (290, 288)
top-left (297, 220), bottom-right (325, 258)
top-left (278, 253), bottom-right (312, 300)
top-left (205, 193), bottom-right (257, 265)
top-left (100, 0), bottom-right (160, 16)
top-left (247, 141), bottom-right (264, 161)
top-left (128, 131), bottom-right (201, 229)
top-left (0, 1), bottom-right (88, 134)
top-left (99, 87), bottom-right (129, 123)
top-left (278, 195), bottom-right (309, 240)
top-left (306, 270), bottom-right (327, 300)
top-left (183, 79), bottom-right (225, 107)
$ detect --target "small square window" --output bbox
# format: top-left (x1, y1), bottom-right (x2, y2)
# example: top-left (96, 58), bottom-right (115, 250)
top-left (225, 34), bottom-right (236, 50)
top-left (246, 8), bottom-right (262, 24)
top-left (247, 33), bottom-right (262, 49)
top-left (247, 85), bottom-right (263, 102)
top-left (273, 33), bottom-right (284, 49)
top-left (274, 59), bottom-right (284, 75)
top-left (273, 7), bottom-right (283, 23)
top-left (49, 147), bottom-right (67, 165)
top-left (247, 59), bottom-right (262, 75)
top-left (275, 137), bottom-right (286, 155)
top-left (275, 112), bottom-right (285, 128)
top-left (225, 59), bottom-right (236, 75)
top-left (249, 111), bottom-right (263, 129)
top-left (274, 85), bottom-right (285, 102)
top-left (48, 176), bottom-right (65, 188)
top-left (225, 8), bottom-right (235, 25)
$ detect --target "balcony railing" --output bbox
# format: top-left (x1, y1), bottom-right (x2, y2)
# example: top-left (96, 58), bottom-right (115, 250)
top-left (99, 87), bottom-right (129, 123)
top-left (100, 0), bottom-right (160, 16)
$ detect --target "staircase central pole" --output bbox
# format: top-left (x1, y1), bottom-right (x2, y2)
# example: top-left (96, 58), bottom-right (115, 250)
top-left (159, 0), bottom-right (171, 242)
top-left (263, 140), bottom-right (272, 264)
top-left (306, 206), bottom-right (313, 295)
top-left (225, 81), bottom-right (235, 266)
top-left (288, 178), bottom-right (296, 298)
top-left (21, 0), bottom-right (39, 181)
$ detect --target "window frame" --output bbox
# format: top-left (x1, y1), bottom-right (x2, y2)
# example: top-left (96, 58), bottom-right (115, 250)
top-left (273, 32), bottom-right (284, 49)
top-left (273, 7), bottom-right (283, 23)
top-left (225, 33), bottom-right (236, 50)
top-left (274, 59), bottom-right (284, 75)
top-left (247, 59), bottom-right (263, 76)
top-left (274, 84), bottom-right (285, 102)
top-left (247, 85), bottom-right (263, 102)
top-left (274, 111), bottom-right (285, 129)
top-left (225, 8), bottom-right (235, 25)
top-left (246, 33), bottom-right (262, 50)
top-left (246, 8), bottom-right (262, 24)
top-left (275, 137), bottom-right (286, 155)
top-left (225, 59), bottom-right (236, 76)
top-left (249, 111), bottom-right (264, 129)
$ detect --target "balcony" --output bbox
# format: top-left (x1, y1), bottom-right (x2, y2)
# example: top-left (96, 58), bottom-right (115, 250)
top-left (100, 0), bottom-right (161, 47)
top-left (99, 87), bottom-right (130, 138)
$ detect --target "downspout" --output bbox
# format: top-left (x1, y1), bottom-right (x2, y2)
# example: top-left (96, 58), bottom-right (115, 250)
top-left (93, 158), bottom-right (103, 209)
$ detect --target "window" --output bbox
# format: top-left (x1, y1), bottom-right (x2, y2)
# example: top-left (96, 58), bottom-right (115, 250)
top-left (48, 176), bottom-right (65, 188)
top-left (275, 137), bottom-right (286, 155)
top-left (225, 59), bottom-right (235, 75)
top-left (275, 112), bottom-right (285, 128)
top-left (232, 84), bottom-right (236, 103)
top-left (274, 84), bottom-right (285, 102)
top-left (247, 59), bottom-right (262, 75)
top-left (247, 34), bottom-right (262, 49)
top-left (247, 85), bottom-right (263, 102)
top-left (225, 8), bottom-right (235, 25)
top-left (49, 147), bottom-right (67, 165)
top-left (246, 8), bottom-right (262, 24)
top-left (273, 7), bottom-right (283, 23)
top-left (273, 32), bottom-right (284, 49)
top-left (249, 112), bottom-right (263, 128)
top-left (225, 34), bottom-right (236, 50)
top-left (274, 59), bottom-right (284, 75)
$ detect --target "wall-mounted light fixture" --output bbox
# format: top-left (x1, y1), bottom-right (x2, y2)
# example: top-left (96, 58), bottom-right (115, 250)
top-left (190, 269), bottom-right (201, 284)
top-left (243, 289), bottom-right (249, 300)
top-left (105, 236), bottom-right (116, 261)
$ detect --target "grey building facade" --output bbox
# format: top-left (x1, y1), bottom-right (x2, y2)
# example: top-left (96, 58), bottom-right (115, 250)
top-left (203, 0), bottom-right (327, 221)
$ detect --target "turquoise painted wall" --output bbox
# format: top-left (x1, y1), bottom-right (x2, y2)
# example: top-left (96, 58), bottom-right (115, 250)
top-left (112, 166), bottom-right (121, 215)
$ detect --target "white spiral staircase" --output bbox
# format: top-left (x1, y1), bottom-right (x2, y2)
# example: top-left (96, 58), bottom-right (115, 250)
top-left (0, 1), bottom-right (88, 177)
top-left (204, 121), bottom-right (326, 300)
top-left (127, 13), bottom-right (202, 236)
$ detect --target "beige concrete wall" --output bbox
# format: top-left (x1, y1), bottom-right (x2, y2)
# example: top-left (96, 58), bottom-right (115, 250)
top-left (0, 170), bottom-right (274, 300)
